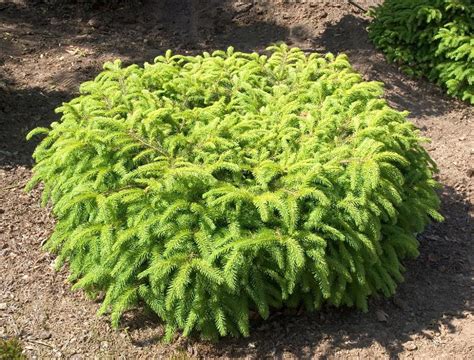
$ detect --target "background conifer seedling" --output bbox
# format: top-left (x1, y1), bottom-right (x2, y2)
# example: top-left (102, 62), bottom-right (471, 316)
top-left (27, 44), bottom-right (443, 341)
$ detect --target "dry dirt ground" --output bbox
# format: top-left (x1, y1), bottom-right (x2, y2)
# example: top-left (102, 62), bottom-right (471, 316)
top-left (0, 0), bottom-right (473, 358)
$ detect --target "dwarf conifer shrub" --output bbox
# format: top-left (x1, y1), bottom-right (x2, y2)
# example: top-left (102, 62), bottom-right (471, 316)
top-left (368, 0), bottom-right (474, 104)
top-left (27, 45), bottom-right (442, 340)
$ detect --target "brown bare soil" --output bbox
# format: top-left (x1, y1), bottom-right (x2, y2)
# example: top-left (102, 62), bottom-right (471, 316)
top-left (1, 0), bottom-right (473, 358)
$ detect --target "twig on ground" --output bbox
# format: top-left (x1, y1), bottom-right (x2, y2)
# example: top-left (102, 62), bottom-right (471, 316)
top-left (300, 48), bottom-right (326, 54)
top-left (4, 183), bottom-right (24, 190)
top-left (348, 0), bottom-right (368, 13)
top-left (26, 339), bottom-right (55, 349)
top-left (8, 315), bottom-right (21, 336)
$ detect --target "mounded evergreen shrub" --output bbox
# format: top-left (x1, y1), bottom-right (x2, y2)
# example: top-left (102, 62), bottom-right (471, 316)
top-left (27, 45), bottom-right (442, 340)
top-left (368, 0), bottom-right (474, 104)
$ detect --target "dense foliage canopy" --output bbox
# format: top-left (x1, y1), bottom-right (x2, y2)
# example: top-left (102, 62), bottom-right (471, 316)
top-left (28, 45), bottom-right (442, 340)
top-left (368, 0), bottom-right (474, 104)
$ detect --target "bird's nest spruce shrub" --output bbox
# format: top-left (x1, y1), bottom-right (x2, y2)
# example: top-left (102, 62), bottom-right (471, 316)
top-left (368, 0), bottom-right (474, 104)
top-left (27, 45), bottom-right (443, 341)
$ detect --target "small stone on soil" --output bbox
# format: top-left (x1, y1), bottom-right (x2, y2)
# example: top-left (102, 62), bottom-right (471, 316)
top-left (376, 309), bottom-right (389, 322)
top-left (235, 2), bottom-right (253, 13)
top-left (404, 341), bottom-right (418, 351)
top-left (39, 330), bottom-right (52, 340)
top-left (87, 18), bottom-right (100, 28)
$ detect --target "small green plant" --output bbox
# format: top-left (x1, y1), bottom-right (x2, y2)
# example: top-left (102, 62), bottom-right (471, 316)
top-left (27, 45), bottom-right (442, 340)
top-left (0, 338), bottom-right (25, 360)
top-left (368, 0), bottom-right (474, 104)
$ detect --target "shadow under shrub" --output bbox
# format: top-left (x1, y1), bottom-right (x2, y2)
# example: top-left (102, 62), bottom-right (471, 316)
top-left (368, 0), bottom-right (474, 104)
top-left (30, 0), bottom-right (142, 9)
top-left (27, 45), bottom-right (442, 341)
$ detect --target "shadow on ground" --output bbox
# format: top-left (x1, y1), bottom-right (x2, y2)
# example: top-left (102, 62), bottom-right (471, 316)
top-left (314, 14), bottom-right (458, 118)
top-left (0, 79), bottom-right (68, 167)
top-left (0, 0), bottom-right (288, 61)
top-left (1, 2), bottom-right (461, 168)
top-left (0, 0), bottom-right (287, 167)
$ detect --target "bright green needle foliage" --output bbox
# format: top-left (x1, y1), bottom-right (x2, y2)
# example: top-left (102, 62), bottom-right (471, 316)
top-left (27, 44), bottom-right (442, 341)
top-left (368, 0), bottom-right (474, 104)
top-left (0, 338), bottom-right (25, 360)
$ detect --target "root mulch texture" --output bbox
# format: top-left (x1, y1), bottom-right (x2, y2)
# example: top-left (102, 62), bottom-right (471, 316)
top-left (1, 0), bottom-right (472, 358)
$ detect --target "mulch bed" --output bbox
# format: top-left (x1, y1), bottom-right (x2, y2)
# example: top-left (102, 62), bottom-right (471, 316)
top-left (1, 0), bottom-right (472, 358)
